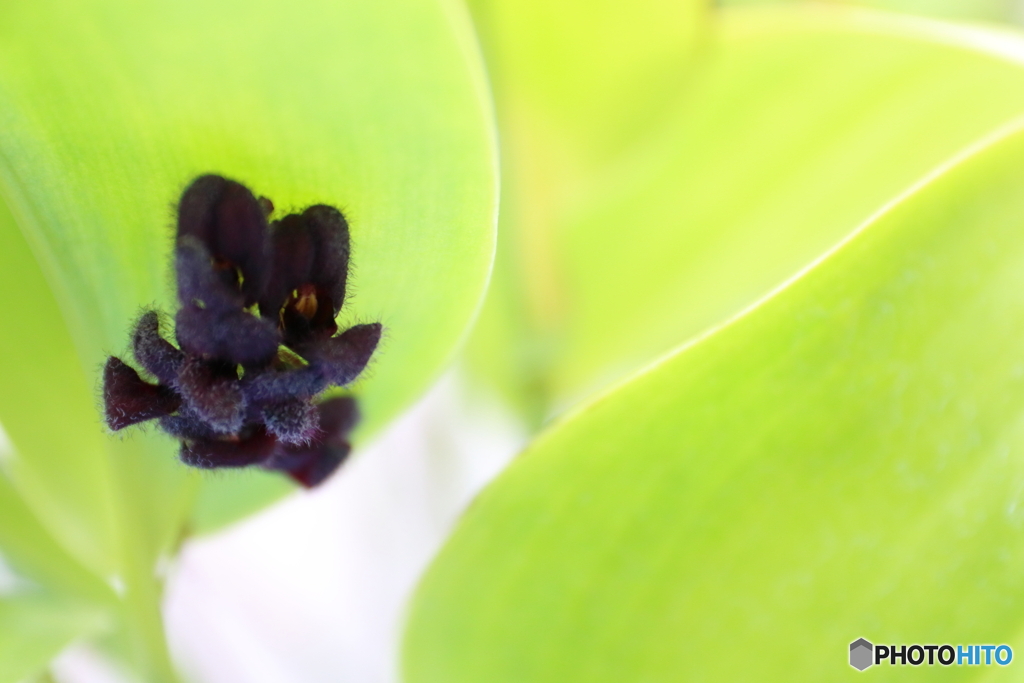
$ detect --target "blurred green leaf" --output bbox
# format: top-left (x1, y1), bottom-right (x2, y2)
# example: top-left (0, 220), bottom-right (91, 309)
top-left (0, 471), bottom-right (114, 608)
top-left (405, 112), bottom-right (1024, 680)
top-left (470, 6), bottom-right (1024, 421)
top-left (0, 592), bottom-right (111, 683)
top-left (0, 145), bottom-right (189, 682)
top-left (0, 199), bottom-right (124, 581)
top-left (725, 0), bottom-right (1021, 25)
top-left (470, 0), bottom-right (707, 161)
top-left (466, 0), bottom-right (707, 423)
top-left (0, 470), bottom-right (114, 683)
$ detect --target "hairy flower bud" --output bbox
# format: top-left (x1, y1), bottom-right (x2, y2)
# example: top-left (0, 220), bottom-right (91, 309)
top-left (101, 174), bottom-right (381, 487)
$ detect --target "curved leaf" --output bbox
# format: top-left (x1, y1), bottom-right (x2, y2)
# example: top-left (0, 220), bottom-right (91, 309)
top-left (465, 0), bottom-right (706, 422)
top-left (0, 471), bottom-right (114, 608)
top-left (0, 461), bottom-right (112, 683)
top-left (405, 117), bottom-right (1024, 681)
top-left (725, 0), bottom-right (1021, 24)
top-left (0, 200), bottom-right (126, 580)
top-left (470, 6), bottom-right (1024, 419)
top-left (0, 593), bottom-right (110, 683)
top-left (0, 0), bottom-right (496, 539)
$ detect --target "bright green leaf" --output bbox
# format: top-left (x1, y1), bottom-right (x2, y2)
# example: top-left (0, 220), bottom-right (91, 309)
top-left (0, 593), bottom-right (111, 683)
top-left (725, 0), bottom-right (1021, 25)
top-left (469, 0), bottom-right (707, 162)
top-left (465, 0), bottom-right (707, 422)
top-left (0, 182), bottom-right (175, 680)
top-left (470, 6), bottom-right (1024, 420)
top-left (405, 116), bottom-right (1024, 680)
top-left (0, 197), bottom-right (124, 581)
top-left (0, 0), bottom-right (496, 539)
top-left (0, 471), bottom-right (113, 608)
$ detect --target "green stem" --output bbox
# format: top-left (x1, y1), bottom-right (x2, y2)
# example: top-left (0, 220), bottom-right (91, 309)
top-left (106, 440), bottom-right (187, 683)
top-left (119, 556), bottom-right (178, 683)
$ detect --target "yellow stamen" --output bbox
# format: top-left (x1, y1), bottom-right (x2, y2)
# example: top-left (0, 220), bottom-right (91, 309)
top-left (294, 284), bottom-right (318, 319)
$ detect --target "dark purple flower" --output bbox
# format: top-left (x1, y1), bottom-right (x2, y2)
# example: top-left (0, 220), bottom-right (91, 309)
top-left (258, 205), bottom-right (364, 362)
top-left (101, 174), bottom-right (381, 488)
top-left (266, 397), bottom-right (359, 488)
top-left (176, 174), bottom-right (271, 306)
top-left (103, 357), bottom-right (181, 430)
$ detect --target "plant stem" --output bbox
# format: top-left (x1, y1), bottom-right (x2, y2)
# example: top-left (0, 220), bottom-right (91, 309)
top-left (107, 441), bottom-right (184, 683)
top-left (120, 558), bottom-right (178, 683)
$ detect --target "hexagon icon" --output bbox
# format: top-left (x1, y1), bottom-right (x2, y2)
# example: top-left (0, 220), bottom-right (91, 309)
top-left (850, 638), bottom-right (874, 671)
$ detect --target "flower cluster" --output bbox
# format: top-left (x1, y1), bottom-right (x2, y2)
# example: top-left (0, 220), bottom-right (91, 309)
top-left (103, 175), bottom-right (381, 487)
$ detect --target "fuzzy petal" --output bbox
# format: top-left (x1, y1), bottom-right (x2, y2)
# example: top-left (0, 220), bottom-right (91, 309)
top-left (266, 440), bottom-right (350, 488)
top-left (261, 397), bottom-right (320, 445)
top-left (260, 206), bottom-right (350, 317)
top-left (180, 429), bottom-right (278, 469)
top-left (175, 236), bottom-right (246, 313)
top-left (263, 395), bottom-right (359, 486)
top-left (159, 408), bottom-right (220, 441)
top-left (241, 364), bottom-right (331, 403)
top-left (260, 205), bottom-right (351, 347)
top-left (259, 213), bottom-right (318, 319)
top-left (103, 356), bottom-right (180, 430)
top-left (177, 174), bottom-right (271, 305)
top-left (176, 356), bottom-right (246, 434)
top-left (175, 304), bottom-right (280, 367)
top-left (132, 311), bottom-right (185, 385)
top-left (308, 323), bottom-right (382, 386)
top-left (316, 396), bottom-right (359, 437)
top-left (301, 204), bottom-right (351, 316)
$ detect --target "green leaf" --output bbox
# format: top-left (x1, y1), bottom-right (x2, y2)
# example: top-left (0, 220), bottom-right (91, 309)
top-left (0, 593), bottom-right (111, 683)
top-left (465, 0), bottom-right (706, 422)
top-left (0, 0), bottom-right (496, 533)
top-left (404, 112), bottom-right (1024, 680)
top-left (0, 198), bottom-right (124, 582)
top-left (0, 471), bottom-right (114, 607)
top-left (0, 471), bottom-right (115, 683)
top-left (725, 0), bottom-right (1021, 25)
top-left (469, 0), bottom-right (707, 161)
top-left (469, 6), bottom-right (1024, 419)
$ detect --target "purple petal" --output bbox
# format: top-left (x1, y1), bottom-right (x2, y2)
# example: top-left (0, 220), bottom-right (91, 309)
top-left (177, 174), bottom-right (271, 305)
top-left (175, 356), bottom-right (246, 434)
top-left (241, 363), bottom-right (330, 403)
top-left (239, 323), bottom-right (378, 402)
top-left (132, 311), bottom-right (184, 385)
top-left (175, 304), bottom-right (280, 367)
top-left (175, 237), bottom-right (245, 312)
top-left (259, 213), bottom-right (318, 320)
top-left (266, 441), bottom-right (350, 488)
top-left (307, 323), bottom-right (382, 386)
top-left (103, 357), bottom-right (180, 430)
top-left (263, 396), bottom-right (358, 487)
top-left (261, 397), bottom-right (320, 445)
top-left (180, 428), bottom-right (277, 469)
top-left (301, 205), bottom-right (350, 315)
top-left (316, 396), bottom-right (359, 437)
top-left (259, 205), bottom-right (351, 345)
top-left (158, 407), bottom-right (219, 441)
